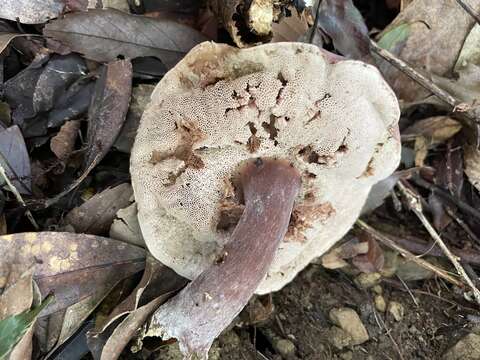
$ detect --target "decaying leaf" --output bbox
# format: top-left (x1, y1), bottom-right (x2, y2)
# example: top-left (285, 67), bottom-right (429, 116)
top-left (352, 233), bottom-right (385, 273)
top-left (403, 116), bottom-right (462, 166)
top-left (0, 126), bottom-right (32, 194)
top-left (114, 84), bottom-right (155, 154)
top-left (271, 8), bottom-right (309, 42)
top-left (321, 239), bottom-right (369, 269)
top-left (65, 183), bottom-right (134, 235)
top-left (50, 119), bottom-right (81, 161)
top-left (0, 33), bottom-right (36, 55)
top-left (44, 9), bottom-right (208, 67)
top-left (0, 0), bottom-right (71, 24)
top-left (110, 202), bottom-right (145, 247)
top-left (0, 232), bottom-right (145, 316)
top-left (376, 0), bottom-right (480, 101)
top-left (87, 256), bottom-right (186, 359)
top-left (317, 0), bottom-right (369, 59)
top-left (2, 54), bottom-right (90, 136)
top-left (85, 59), bottom-right (132, 169)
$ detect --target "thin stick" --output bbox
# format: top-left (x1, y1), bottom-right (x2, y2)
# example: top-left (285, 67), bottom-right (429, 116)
top-left (397, 182), bottom-right (480, 305)
top-left (371, 306), bottom-right (405, 360)
top-left (455, 0), bottom-right (480, 25)
top-left (369, 40), bottom-right (459, 107)
top-left (413, 176), bottom-right (480, 222)
top-left (356, 220), bottom-right (463, 288)
top-left (43, 152), bottom-right (101, 209)
top-left (0, 162), bottom-right (39, 230)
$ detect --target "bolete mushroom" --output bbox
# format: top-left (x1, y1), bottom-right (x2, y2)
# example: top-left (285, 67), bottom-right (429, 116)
top-left (131, 41), bottom-right (400, 358)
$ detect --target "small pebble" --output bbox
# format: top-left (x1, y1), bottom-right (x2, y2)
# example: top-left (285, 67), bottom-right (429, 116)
top-left (374, 295), bottom-right (386, 312)
top-left (329, 307), bottom-right (369, 345)
top-left (388, 301), bottom-right (404, 322)
top-left (443, 333), bottom-right (480, 360)
top-left (372, 285), bottom-right (383, 295)
top-left (274, 339), bottom-right (296, 359)
top-left (340, 351), bottom-right (353, 360)
top-left (354, 272), bottom-right (381, 289)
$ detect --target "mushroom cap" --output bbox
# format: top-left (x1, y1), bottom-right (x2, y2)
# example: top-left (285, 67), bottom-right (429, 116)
top-left (131, 41), bottom-right (400, 294)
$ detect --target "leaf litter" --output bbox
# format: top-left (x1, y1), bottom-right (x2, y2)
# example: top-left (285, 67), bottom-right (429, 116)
top-left (1, 1), bottom-right (480, 359)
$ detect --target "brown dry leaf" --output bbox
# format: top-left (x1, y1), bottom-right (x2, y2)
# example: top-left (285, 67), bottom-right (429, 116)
top-left (50, 119), bottom-right (81, 161)
top-left (0, 232), bottom-right (145, 316)
top-left (271, 9), bottom-right (309, 42)
top-left (352, 234), bottom-right (385, 273)
top-left (44, 9), bottom-right (208, 67)
top-left (322, 239), bottom-right (369, 269)
top-left (109, 202), bottom-right (145, 247)
top-left (0, 33), bottom-right (35, 54)
top-left (376, 0), bottom-right (480, 101)
top-left (403, 116), bottom-right (462, 166)
top-left (88, 256), bottom-right (186, 359)
top-left (65, 183), bottom-right (134, 235)
top-left (114, 84), bottom-right (155, 154)
top-left (99, 296), bottom-right (165, 360)
top-left (85, 59), bottom-right (132, 168)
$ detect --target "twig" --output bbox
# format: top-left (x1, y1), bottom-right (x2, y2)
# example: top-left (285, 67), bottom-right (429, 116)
top-left (43, 152), bottom-right (102, 209)
top-left (356, 220), bottom-right (464, 288)
top-left (413, 176), bottom-right (480, 222)
top-left (370, 40), bottom-right (458, 107)
top-left (387, 233), bottom-right (480, 267)
top-left (445, 207), bottom-right (480, 246)
top-left (0, 162), bottom-right (39, 230)
top-left (371, 305), bottom-right (405, 360)
top-left (397, 275), bottom-right (419, 307)
top-left (455, 0), bottom-right (480, 25)
top-left (397, 182), bottom-right (480, 305)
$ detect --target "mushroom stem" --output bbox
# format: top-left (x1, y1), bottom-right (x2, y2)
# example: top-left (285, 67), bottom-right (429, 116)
top-left (148, 158), bottom-right (301, 359)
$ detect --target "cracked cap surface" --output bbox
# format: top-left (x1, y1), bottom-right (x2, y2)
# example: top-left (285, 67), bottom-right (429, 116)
top-left (131, 41), bottom-right (400, 294)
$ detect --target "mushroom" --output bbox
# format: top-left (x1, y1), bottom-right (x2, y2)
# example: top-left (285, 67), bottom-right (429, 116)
top-left (131, 42), bottom-right (400, 358)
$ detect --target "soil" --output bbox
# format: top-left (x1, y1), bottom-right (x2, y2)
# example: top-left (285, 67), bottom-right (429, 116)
top-left (134, 258), bottom-right (479, 360)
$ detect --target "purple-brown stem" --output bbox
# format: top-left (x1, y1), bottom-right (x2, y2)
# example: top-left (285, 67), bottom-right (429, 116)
top-left (148, 158), bottom-right (301, 359)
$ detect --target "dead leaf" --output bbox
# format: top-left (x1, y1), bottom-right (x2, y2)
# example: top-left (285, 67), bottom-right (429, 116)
top-left (403, 116), bottom-right (462, 144)
top-left (43, 9), bottom-right (208, 68)
top-left (109, 202), bottom-right (145, 247)
top-left (50, 119), bottom-right (81, 161)
top-left (114, 84), bottom-right (155, 154)
top-left (322, 239), bottom-right (369, 269)
top-left (402, 116), bottom-right (462, 166)
top-left (99, 296), bottom-right (164, 360)
top-left (0, 125), bottom-right (32, 194)
top-left (352, 233), bottom-right (385, 273)
top-left (376, 0), bottom-right (480, 101)
top-left (0, 33), bottom-right (36, 55)
top-left (65, 183), bottom-right (134, 235)
top-left (271, 9), bottom-right (309, 42)
top-left (85, 59), bottom-right (132, 169)
top-left (0, 232), bottom-right (145, 316)
top-left (317, 0), bottom-right (369, 59)
top-left (0, 0), bottom-right (74, 24)
top-left (87, 256), bottom-right (186, 359)
top-left (3, 54), bottom-right (90, 136)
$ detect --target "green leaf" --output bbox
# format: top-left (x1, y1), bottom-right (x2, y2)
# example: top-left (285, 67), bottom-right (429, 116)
top-left (0, 295), bottom-right (54, 359)
top-left (378, 23), bottom-right (411, 51)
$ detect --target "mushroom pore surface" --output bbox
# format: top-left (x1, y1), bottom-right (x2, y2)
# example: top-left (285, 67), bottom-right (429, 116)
top-left (130, 41), bottom-right (401, 294)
